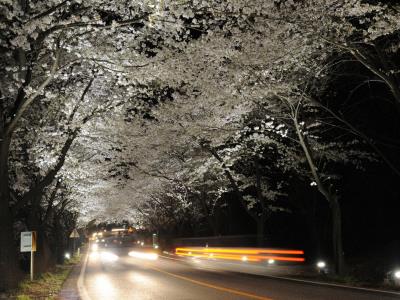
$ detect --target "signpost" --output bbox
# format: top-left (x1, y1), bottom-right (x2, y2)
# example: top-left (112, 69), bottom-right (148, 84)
top-left (20, 231), bottom-right (37, 281)
top-left (69, 229), bottom-right (80, 255)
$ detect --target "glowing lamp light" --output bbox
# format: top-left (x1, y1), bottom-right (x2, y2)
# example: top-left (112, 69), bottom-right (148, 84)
top-left (65, 253), bottom-right (71, 259)
top-left (92, 244), bottom-right (99, 251)
top-left (268, 259), bottom-right (275, 264)
top-left (317, 261), bottom-right (326, 269)
top-left (394, 270), bottom-right (400, 279)
top-left (241, 256), bottom-right (248, 262)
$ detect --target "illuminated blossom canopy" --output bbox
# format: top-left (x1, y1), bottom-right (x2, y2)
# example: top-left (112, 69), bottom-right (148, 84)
top-left (1, 0), bottom-right (398, 224)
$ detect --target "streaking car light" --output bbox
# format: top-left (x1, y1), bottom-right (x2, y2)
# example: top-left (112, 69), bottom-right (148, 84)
top-left (175, 247), bottom-right (305, 263)
top-left (129, 251), bottom-right (158, 260)
top-left (177, 247), bottom-right (304, 255)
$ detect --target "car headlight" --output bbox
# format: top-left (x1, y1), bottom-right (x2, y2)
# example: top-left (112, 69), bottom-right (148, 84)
top-left (128, 251), bottom-right (158, 260)
top-left (100, 252), bottom-right (119, 262)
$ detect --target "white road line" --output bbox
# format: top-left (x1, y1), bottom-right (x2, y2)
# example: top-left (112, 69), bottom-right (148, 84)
top-left (159, 255), bottom-right (186, 261)
top-left (77, 247), bottom-right (92, 300)
top-left (260, 274), bottom-right (400, 297)
top-left (160, 254), bottom-right (400, 297)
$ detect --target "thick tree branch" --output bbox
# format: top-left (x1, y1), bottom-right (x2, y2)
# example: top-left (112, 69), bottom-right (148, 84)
top-left (6, 49), bottom-right (60, 136)
top-left (26, 0), bottom-right (70, 23)
top-left (311, 99), bottom-right (400, 177)
top-left (199, 140), bottom-right (258, 221)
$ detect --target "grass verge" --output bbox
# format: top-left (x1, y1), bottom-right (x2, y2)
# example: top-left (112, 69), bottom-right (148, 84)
top-left (7, 255), bottom-right (81, 300)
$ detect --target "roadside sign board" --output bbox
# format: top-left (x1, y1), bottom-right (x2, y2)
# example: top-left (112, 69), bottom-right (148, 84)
top-left (20, 231), bottom-right (37, 280)
top-left (20, 231), bottom-right (36, 252)
top-left (69, 229), bottom-right (80, 238)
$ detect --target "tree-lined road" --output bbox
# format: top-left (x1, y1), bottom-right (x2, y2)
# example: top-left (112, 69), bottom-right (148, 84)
top-left (77, 249), bottom-right (400, 300)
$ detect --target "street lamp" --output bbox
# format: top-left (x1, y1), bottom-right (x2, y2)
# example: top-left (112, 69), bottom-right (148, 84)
top-left (394, 270), bottom-right (400, 279)
top-left (317, 261), bottom-right (326, 268)
top-left (316, 260), bottom-right (328, 274)
top-left (386, 269), bottom-right (400, 286)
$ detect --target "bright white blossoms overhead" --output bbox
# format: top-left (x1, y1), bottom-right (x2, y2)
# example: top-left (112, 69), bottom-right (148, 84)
top-left (1, 0), bottom-right (397, 222)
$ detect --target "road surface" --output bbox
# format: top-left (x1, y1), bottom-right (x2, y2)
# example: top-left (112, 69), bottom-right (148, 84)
top-left (77, 248), bottom-right (400, 300)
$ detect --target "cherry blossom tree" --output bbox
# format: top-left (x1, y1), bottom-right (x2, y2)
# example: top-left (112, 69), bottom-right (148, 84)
top-left (0, 0), bottom-right (170, 288)
top-left (1, 0), bottom-right (398, 288)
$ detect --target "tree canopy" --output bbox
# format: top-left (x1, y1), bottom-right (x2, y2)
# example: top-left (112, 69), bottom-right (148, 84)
top-left (1, 0), bottom-right (400, 288)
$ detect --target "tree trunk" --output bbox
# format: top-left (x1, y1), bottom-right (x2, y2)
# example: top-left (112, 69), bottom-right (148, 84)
top-left (28, 225), bottom-right (54, 274)
top-left (330, 196), bottom-right (345, 275)
top-left (306, 195), bottom-right (320, 260)
top-left (199, 191), bottom-right (218, 236)
top-left (256, 217), bottom-right (265, 247)
top-left (27, 192), bottom-right (56, 275)
top-left (294, 116), bottom-right (345, 275)
top-left (53, 220), bottom-right (66, 264)
top-left (255, 159), bottom-right (266, 247)
top-left (35, 228), bottom-right (55, 274)
top-left (0, 135), bottom-right (21, 291)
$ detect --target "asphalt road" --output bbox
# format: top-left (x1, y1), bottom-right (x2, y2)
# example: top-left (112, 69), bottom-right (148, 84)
top-left (78, 247), bottom-right (400, 300)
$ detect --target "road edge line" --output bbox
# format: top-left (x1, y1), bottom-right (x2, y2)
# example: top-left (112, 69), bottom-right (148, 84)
top-left (77, 247), bottom-right (91, 300)
top-left (161, 254), bottom-right (400, 297)
top-left (242, 273), bottom-right (400, 297)
top-left (159, 254), bottom-right (186, 261)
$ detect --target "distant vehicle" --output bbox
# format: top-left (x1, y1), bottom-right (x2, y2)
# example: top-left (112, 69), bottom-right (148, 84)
top-left (94, 229), bottom-right (138, 249)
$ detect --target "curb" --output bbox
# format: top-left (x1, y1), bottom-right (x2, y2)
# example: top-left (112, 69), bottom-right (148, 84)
top-left (57, 254), bottom-right (85, 300)
top-left (77, 246), bottom-right (91, 300)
